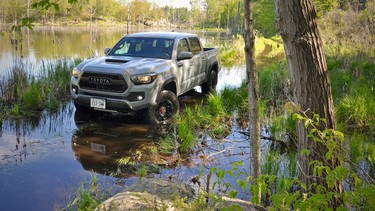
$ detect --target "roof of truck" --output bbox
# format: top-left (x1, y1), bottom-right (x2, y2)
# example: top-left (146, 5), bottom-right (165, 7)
top-left (126, 32), bottom-right (197, 39)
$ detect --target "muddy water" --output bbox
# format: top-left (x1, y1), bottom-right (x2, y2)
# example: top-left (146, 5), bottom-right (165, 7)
top-left (0, 64), bottom-right (254, 210)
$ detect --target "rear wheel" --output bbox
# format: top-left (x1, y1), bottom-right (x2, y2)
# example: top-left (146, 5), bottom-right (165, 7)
top-left (202, 70), bottom-right (218, 94)
top-left (148, 90), bottom-right (179, 124)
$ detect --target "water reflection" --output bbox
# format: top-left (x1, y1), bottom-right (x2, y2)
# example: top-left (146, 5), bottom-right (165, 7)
top-left (0, 26), bottom-right (228, 75)
top-left (71, 90), bottom-right (206, 178)
top-left (0, 102), bottom-right (75, 172)
top-left (72, 110), bottom-right (155, 177)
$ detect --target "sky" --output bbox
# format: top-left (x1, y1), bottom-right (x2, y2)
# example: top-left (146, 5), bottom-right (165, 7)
top-left (150, 0), bottom-right (191, 9)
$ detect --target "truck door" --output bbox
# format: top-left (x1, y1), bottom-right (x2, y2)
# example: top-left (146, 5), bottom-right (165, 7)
top-left (188, 37), bottom-right (206, 85)
top-left (176, 38), bottom-right (194, 94)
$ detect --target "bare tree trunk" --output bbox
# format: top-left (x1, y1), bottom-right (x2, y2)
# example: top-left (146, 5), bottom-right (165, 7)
top-left (274, 0), bottom-right (342, 206)
top-left (244, 0), bottom-right (261, 204)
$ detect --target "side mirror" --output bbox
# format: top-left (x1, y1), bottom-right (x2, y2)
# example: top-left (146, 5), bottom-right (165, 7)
top-left (104, 48), bottom-right (111, 55)
top-left (177, 51), bottom-right (193, 61)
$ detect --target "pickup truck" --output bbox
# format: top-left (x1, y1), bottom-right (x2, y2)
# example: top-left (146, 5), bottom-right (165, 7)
top-left (70, 32), bottom-right (220, 123)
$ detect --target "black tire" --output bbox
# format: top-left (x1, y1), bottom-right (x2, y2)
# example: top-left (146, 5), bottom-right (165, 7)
top-left (202, 70), bottom-right (218, 94)
top-left (148, 90), bottom-right (179, 124)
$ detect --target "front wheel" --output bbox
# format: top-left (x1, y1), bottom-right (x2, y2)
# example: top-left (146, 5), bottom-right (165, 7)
top-left (201, 70), bottom-right (218, 94)
top-left (148, 90), bottom-right (179, 124)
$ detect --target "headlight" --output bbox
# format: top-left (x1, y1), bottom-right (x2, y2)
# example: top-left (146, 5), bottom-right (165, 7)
top-left (131, 74), bottom-right (158, 85)
top-left (72, 68), bottom-right (82, 79)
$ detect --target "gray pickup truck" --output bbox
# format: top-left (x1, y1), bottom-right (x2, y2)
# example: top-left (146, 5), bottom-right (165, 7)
top-left (70, 32), bottom-right (220, 123)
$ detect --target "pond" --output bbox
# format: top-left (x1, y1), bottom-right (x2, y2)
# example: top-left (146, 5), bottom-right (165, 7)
top-left (0, 26), bottom-right (256, 210)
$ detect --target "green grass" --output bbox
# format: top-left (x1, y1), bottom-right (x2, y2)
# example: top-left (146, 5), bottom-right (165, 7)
top-left (253, 0), bottom-right (278, 37)
top-left (0, 58), bottom-right (82, 117)
top-left (258, 60), bottom-right (290, 107)
top-left (157, 136), bottom-right (177, 155)
top-left (62, 174), bottom-right (113, 211)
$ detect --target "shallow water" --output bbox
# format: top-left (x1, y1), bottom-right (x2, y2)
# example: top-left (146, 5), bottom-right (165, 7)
top-left (0, 87), bottom-right (258, 210)
top-left (0, 26), bottom-right (256, 210)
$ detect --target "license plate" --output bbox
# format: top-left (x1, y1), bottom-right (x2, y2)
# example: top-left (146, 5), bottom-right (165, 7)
top-left (91, 143), bottom-right (106, 154)
top-left (90, 98), bottom-right (106, 109)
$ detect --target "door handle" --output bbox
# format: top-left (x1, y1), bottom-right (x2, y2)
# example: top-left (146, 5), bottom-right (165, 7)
top-left (190, 62), bottom-right (195, 65)
top-left (177, 62), bottom-right (183, 67)
top-left (202, 57), bottom-right (206, 61)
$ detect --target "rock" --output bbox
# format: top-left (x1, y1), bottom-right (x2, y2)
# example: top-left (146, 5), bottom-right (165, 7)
top-left (218, 196), bottom-right (268, 211)
top-left (97, 178), bottom-right (267, 211)
top-left (96, 191), bottom-right (175, 211)
top-left (97, 178), bottom-right (195, 211)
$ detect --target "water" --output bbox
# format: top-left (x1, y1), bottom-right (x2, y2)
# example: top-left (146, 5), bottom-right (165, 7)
top-left (0, 27), bottom-right (251, 210)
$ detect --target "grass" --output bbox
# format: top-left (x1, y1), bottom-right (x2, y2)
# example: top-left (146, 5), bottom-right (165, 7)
top-left (157, 135), bottom-right (177, 155)
top-left (207, 34), bottom-right (284, 67)
top-left (62, 174), bottom-right (113, 211)
top-left (0, 58), bottom-right (81, 119)
top-left (258, 60), bottom-right (290, 107)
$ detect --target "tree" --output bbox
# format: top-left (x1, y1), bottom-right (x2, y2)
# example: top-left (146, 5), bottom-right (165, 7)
top-left (244, 0), bottom-right (261, 204)
top-left (274, 0), bottom-right (342, 204)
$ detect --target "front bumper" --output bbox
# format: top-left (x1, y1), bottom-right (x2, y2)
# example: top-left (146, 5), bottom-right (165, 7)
top-left (70, 76), bottom-right (159, 112)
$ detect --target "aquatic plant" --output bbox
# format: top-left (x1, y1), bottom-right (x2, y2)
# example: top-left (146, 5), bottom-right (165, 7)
top-left (1, 58), bottom-right (81, 117)
top-left (62, 174), bottom-right (113, 211)
top-left (157, 135), bottom-right (177, 155)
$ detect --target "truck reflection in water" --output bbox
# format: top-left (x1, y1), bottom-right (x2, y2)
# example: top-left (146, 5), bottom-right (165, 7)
top-left (71, 90), bottom-right (205, 178)
top-left (71, 109), bottom-right (178, 178)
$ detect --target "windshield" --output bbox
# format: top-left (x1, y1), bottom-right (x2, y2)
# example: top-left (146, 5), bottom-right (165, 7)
top-left (109, 37), bottom-right (174, 59)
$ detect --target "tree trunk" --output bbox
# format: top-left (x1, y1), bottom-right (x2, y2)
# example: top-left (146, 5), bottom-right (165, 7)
top-left (274, 0), bottom-right (342, 203)
top-left (244, 0), bottom-right (261, 204)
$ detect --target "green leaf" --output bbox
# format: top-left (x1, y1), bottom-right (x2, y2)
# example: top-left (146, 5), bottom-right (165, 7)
top-left (236, 179), bottom-right (248, 190)
top-left (229, 190), bottom-right (238, 198)
top-left (217, 170), bottom-right (225, 179)
top-left (304, 119), bottom-right (313, 128)
top-left (300, 149), bottom-right (311, 156)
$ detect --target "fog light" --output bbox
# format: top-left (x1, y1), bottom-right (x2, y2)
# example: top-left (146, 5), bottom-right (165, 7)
top-left (72, 85), bottom-right (78, 94)
top-left (126, 92), bottom-right (145, 102)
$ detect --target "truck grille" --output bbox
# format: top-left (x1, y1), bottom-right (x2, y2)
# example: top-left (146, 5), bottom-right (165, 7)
top-left (79, 72), bottom-right (128, 93)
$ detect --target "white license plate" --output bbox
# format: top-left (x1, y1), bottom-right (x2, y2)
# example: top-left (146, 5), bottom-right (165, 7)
top-left (91, 143), bottom-right (106, 154)
top-left (90, 98), bottom-right (106, 109)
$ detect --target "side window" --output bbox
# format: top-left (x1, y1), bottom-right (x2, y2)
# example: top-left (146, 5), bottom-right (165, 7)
top-left (189, 37), bottom-right (202, 55)
top-left (177, 39), bottom-right (189, 55)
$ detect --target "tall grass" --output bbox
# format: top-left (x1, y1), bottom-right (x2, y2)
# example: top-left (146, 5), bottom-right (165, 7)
top-left (207, 35), bottom-right (284, 67)
top-left (173, 92), bottom-right (233, 153)
top-left (258, 60), bottom-right (290, 108)
top-left (0, 58), bottom-right (81, 118)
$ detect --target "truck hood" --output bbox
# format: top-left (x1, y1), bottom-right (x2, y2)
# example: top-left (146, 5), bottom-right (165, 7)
top-left (77, 56), bottom-right (170, 75)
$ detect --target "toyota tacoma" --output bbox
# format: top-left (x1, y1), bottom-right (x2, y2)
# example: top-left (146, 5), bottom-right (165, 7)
top-left (70, 32), bottom-right (220, 123)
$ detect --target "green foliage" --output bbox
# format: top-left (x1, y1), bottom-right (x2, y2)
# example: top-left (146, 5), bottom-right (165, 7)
top-left (329, 57), bottom-right (375, 130)
top-left (258, 61), bottom-right (290, 107)
top-left (207, 93), bottom-right (225, 116)
top-left (239, 114), bottom-right (375, 210)
top-left (313, 0), bottom-right (340, 16)
top-left (137, 164), bottom-right (148, 179)
top-left (63, 174), bottom-right (112, 211)
top-left (22, 80), bottom-right (42, 110)
top-left (262, 150), bottom-right (281, 175)
top-left (218, 35), bottom-right (245, 67)
top-left (253, 0), bottom-right (278, 37)
top-left (221, 83), bottom-right (248, 114)
top-left (157, 136), bottom-right (177, 155)
top-left (0, 58), bottom-right (78, 118)
top-left (320, 7), bottom-right (374, 58)
top-left (269, 110), bottom-right (296, 145)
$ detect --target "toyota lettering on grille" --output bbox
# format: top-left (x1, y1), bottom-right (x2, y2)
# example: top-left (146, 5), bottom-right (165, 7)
top-left (88, 76), bottom-right (111, 85)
